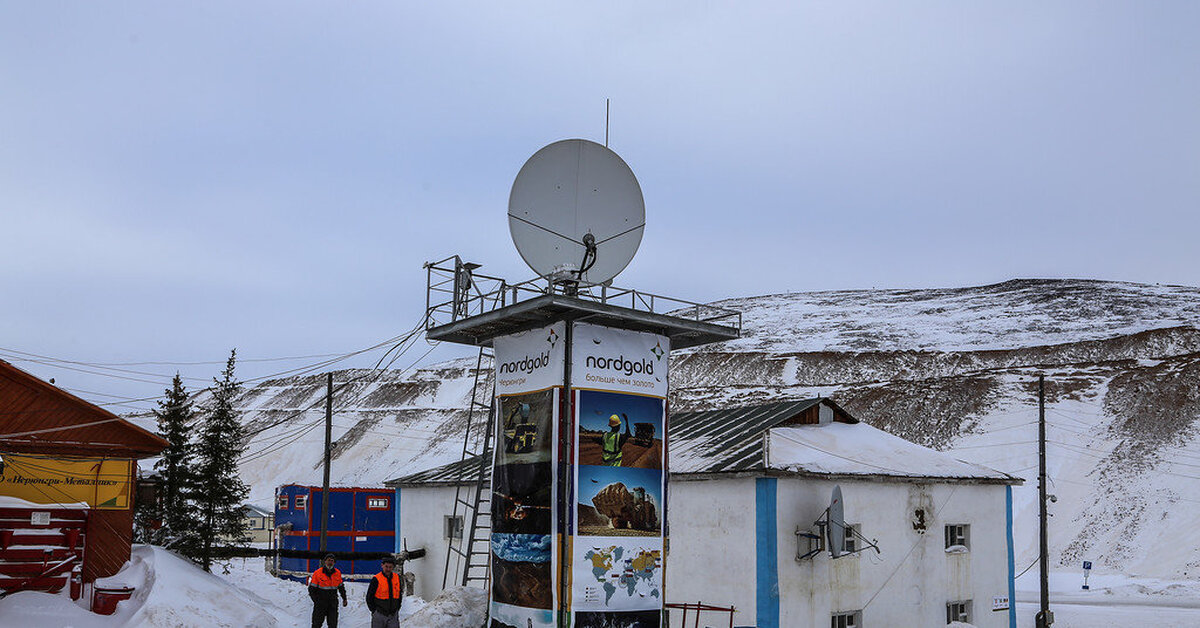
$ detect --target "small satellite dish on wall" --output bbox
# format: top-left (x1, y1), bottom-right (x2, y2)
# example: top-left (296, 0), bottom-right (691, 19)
top-left (508, 139), bottom-right (645, 286)
top-left (828, 485), bottom-right (845, 558)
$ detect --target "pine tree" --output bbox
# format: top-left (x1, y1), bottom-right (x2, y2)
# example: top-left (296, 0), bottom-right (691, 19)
top-left (194, 349), bottom-right (250, 571)
top-left (149, 373), bottom-right (200, 553)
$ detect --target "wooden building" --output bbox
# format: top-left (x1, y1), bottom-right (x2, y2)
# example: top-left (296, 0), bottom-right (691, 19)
top-left (0, 360), bottom-right (167, 594)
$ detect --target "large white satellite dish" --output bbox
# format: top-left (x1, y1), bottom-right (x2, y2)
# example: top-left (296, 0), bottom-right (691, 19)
top-left (508, 139), bottom-right (645, 286)
top-left (828, 485), bottom-right (845, 559)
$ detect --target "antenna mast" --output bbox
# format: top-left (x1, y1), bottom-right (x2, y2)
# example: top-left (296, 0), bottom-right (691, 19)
top-left (605, 98), bottom-right (610, 147)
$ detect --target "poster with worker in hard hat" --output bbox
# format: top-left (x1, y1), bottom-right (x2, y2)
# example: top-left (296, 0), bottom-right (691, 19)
top-left (576, 390), bottom-right (662, 470)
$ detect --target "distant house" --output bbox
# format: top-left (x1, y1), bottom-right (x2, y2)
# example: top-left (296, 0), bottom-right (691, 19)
top-left (0, 360), bottom-right (168, 602)
top-left (386, 398), bottom-right (1021, 628)
top-left (241, 504), bottom-right (274, 544)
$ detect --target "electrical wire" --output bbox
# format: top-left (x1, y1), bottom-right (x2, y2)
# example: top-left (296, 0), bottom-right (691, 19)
top-left (237, 326), bottom-right (438, 463)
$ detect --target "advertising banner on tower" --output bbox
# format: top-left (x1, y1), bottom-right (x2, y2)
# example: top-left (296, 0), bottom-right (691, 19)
top-left (570, 322), bottom-right (668, 627)
top-left (490, 322), bottom-right (566, 628)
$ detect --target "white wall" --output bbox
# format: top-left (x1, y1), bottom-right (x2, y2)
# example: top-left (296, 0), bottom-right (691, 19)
top-left (397, 484), bottom-right (480, 600)
top-left (662, 477), bottom-right (760, 626)
top-left (401, 475), bottom-right (1013, 628)
top-left (666, 476), bottom-right (1013, 628)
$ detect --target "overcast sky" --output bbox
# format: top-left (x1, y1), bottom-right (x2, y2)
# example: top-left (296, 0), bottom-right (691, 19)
top-left (2, 3), bottom-right (1197, 411)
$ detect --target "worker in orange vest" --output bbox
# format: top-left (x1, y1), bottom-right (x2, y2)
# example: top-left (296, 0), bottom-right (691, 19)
top-left (365, 555), bottom-right (404, 628)
top-left (308, 553), bottom-right (348, 628)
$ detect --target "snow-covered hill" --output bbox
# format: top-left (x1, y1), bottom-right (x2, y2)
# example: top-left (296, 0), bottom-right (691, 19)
top-left (205, 278), bottom-right (1200, 580)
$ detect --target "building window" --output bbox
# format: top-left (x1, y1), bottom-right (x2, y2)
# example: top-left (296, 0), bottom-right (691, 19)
top-left (367, 497), bottom-right (389, 510)
top-left (945, 524), bottom-right (970, 552)
top-left (831, 610), bottom-right (861, 628)
top-left (843, 524), bottom-right (859, 554)
top-left (278, 495), bottom-right (289, 510)
top-left (444, 515), bottom-right (464, 540)
top-left (946, 600), bottom-right (971, 624)
top-left (296, 495), bottom-right (308, 510)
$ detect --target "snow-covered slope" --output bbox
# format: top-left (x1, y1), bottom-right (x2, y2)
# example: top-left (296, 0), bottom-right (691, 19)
top-left (189, 278), bottom-right (1200, 580)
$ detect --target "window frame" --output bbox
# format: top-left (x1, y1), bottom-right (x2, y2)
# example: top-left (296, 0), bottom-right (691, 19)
top-left (366, 496), bottom-right (390, 510)
top-left (843, 523), bottom-right (859, 554)
top-left (444, 514), bottom-right (464, 540)
top-left (831, 610), bottom-right (861, 628)
top-left (277, 495), bottom-right (289, 511)
top-left (944, 523), bottom-right (970, 552)
top-left (946, 600), bottom-right (972, 624)
top-left (295, 494), bottom-right (308, 510)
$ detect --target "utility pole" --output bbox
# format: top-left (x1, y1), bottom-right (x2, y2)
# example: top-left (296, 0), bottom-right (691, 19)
top-left (320, 372), bottom-right (333, 552)
top-left (1036, 373), bottom-right (1053, 627)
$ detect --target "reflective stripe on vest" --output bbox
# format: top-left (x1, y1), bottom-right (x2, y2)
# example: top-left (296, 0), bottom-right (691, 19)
top-left (373, 572), bottom-right (401, 600)
top-left (601, 431), bottom-right (622, 465)
top-left (310, 567), bottom-right (343, 589)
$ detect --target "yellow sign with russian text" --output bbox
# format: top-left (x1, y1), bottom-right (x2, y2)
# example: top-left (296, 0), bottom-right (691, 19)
top-left (0, 454), bottom-right (132, 510)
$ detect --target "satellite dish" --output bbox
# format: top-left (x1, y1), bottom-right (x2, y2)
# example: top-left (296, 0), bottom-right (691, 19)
top-left (508, 139), bottom-right (645, 285)
top-left (828, 485), bottom-right (845, 558)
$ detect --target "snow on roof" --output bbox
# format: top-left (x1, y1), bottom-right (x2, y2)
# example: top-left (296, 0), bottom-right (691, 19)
top-left (391, 399), bottom-right (1019, 486)
top-left (767, 422), bottom-right (1016, 483)
top-left (242, 503), bottom-right (272, 518)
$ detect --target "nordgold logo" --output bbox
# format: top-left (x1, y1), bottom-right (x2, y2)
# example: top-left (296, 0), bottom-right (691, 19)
top-left (498, 351), bottom-right (551, 375)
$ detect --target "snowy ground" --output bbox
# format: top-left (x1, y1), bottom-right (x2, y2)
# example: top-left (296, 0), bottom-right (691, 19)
top-left (1013, 570), bottom-right (1200, 628)
top-left (0, 546), bottom-right (484, 628)
top-left (3, 547), bottom-right (1200, 627)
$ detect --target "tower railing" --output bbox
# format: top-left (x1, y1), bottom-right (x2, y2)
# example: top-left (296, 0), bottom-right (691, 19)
top-left (423, 255), bottom-right (742, 333)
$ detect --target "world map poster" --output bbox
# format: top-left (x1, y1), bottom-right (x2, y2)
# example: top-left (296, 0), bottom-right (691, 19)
top-left (571, 536), bottom-right (663, 612)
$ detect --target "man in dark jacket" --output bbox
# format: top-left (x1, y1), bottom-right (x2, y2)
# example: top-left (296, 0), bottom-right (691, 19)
top-left (365, 555), bottom-right (403, 628)
top-left (308, 553), bottom-right (348, 628)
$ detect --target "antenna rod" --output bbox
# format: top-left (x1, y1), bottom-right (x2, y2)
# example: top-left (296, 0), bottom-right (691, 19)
top-left (605, 98), bottom-right (610, 147)
top-left (1036, 374), bottom-right (1052, 627)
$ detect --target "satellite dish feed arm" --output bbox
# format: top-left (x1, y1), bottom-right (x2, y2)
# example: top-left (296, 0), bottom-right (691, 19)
top-left (841, 525), bottom-right (882, 556)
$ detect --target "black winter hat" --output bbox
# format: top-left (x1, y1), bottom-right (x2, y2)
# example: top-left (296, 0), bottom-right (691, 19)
top-left (381, 555), bottom-right (396, 565)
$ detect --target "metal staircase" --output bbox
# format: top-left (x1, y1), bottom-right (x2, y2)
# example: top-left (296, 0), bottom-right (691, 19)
top-left (442, 346), bottom-right (496, 590)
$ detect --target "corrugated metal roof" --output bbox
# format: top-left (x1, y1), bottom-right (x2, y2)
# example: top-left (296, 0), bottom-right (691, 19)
top-left (387, 398), bottom-right (843, 486)
top-left (387, 456), bottom-right (491, 487)
top-left (670, 399), bottom-right (828, 473)
top-left (0, 360), bottom-right (168, 458)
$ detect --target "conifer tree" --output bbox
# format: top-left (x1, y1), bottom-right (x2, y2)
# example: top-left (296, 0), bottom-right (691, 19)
top-left (148, 373), bottom-right (200, 552)
top-left (194, 349), bottom-right (250, 571)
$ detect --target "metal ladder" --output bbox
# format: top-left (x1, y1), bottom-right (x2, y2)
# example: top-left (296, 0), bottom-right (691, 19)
top-left (443, 346), bottom-right (496, 590)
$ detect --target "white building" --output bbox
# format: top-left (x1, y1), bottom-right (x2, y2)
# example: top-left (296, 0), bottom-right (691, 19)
top-left (387, 398), bottom-right (1020, 628)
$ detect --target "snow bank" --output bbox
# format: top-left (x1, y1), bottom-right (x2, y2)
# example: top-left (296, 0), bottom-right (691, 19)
top-left (0, 546), bottom-right (278, 627)
top-left (123, 547), bottom-right (279, 627)
top-left (399, 586), bottom-right (487, 628)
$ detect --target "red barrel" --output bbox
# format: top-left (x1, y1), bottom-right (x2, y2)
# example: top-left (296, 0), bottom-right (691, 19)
top-left (92, 586), bottom-right (134, 615)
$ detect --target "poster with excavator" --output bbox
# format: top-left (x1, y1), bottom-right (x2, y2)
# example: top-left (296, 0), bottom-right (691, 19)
top-left (490, 322), bottom-right (565, 628)
top-left (570, 322), bottom-right (667, 623)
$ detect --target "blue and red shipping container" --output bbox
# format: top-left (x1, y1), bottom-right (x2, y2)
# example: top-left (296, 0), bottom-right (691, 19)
top-left (274, 485), bottom-right (397, 581)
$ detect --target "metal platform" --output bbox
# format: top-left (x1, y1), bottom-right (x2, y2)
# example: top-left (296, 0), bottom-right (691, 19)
top-left (424, 256), bottom-right (741, 349)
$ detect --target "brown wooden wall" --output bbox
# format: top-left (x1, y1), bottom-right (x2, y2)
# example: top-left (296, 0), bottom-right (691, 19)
top-left (83, 508), bottom-right (133, 582)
